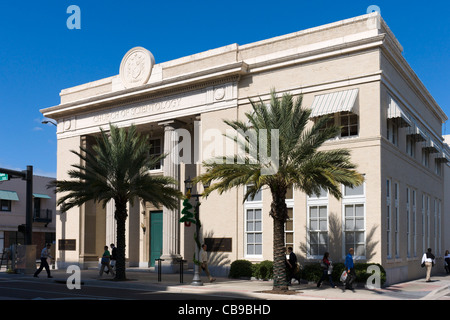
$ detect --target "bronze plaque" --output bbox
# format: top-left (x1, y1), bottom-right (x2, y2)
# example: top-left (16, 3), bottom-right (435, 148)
top-left (204, 238), bottom-right (232, 252)
top-left (58, 239), bottom-right (76, 251)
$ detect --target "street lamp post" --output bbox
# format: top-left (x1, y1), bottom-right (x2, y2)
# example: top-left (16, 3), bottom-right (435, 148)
top-left (42, 119), bottom-right (57, 126)
top-left (184, 176), bottom-right (209, 286)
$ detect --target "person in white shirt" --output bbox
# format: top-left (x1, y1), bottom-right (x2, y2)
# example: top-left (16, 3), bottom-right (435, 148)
top-left (421, 248), bottom-right (435, 282)
top-left (33, 243), bottom-right (53, 278)
top-left (200, 244), bottom-right (215, 283)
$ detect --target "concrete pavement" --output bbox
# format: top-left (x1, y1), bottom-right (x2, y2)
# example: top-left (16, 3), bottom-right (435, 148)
top-left (2, 267), bottom-right (449, 300)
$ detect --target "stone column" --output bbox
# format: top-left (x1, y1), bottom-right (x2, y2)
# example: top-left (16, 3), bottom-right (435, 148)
top-left (158, 120), bottom-right (182, 272)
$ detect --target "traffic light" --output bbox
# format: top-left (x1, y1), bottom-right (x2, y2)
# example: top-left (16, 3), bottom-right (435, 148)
top-left (179, 192), bottom-right (195, 227)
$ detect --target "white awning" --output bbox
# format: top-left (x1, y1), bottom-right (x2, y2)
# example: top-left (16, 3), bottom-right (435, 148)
top-left (388, 96), bottom-right (412, 128)
top-left (406, 119), bottom-right (427, 142)
top-left (310, 88), bottom-right (359, 118)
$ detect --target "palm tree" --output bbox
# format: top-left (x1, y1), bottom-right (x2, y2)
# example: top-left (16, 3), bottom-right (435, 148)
top-left (53, 124), bottom-right (183, 280)
top-left (195, 90), bottom-right (364, 291)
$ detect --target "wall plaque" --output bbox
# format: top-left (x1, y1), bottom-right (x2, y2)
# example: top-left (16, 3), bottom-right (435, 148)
top-left (204, 238), bottom-right (232, 252)
top-left (58, 239), bottom-right (76, 251)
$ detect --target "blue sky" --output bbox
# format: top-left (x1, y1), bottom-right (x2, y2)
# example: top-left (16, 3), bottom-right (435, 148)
top-left (0, 0), bottom-right (449, 178)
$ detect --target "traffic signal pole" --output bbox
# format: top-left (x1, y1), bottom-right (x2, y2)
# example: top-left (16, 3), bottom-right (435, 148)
top-left (0, 165), bottom-right (33, 245)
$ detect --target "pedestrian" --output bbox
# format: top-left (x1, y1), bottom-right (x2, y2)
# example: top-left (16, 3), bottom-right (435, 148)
top-left (34, 243), bottom-right (53, 278)
top-left (200, 244), bottom-right (216, 283)
top-left (109, 243), bottom-right (117, 273)
top-left (285, 247), bottom-right (300, 285)
top-left (317, 252), bottom-right (336, 288)
top-left (344, 248), bottom-right (355, 290)
top-left (421, 248), bottom-right (435, 282)
top-left (444, 250), bottom-right (450, 274)
top-left (99, 245), bottom-right (115, 277)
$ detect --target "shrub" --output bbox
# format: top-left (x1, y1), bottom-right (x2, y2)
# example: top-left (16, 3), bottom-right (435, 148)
top-left (229, 260), bottom-right (253, 279)
top-left (253, 260), bottom-right (273, 280)
top-left (301, 261), bottom-right (386, 286)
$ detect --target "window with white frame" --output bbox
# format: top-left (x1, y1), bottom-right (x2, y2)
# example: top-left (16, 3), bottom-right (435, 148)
top-left (245, 208), bottom-right (262, 256)
top-left (340, 112), bottom-right (358, 137)
top-left (244, 185), bottom-right (263, 257)
top-left (386, 179), bottom-right (392, 258)
top-left (412, 189), bottom-right (417, 257)
top-left (307, 188), bottom-right (328, 258)
top-left (426, 195), bottom-right (430, 249)
top-left (406, 187), bottom-right (411, 258)
top-left (343, 183), bottom-right (366, 258)
top-left (394, 182), bottom-right (399, 258)
top-left (285, 208), bottom-right (294, 250)
top-left (421, 194), bottom-right (426, 251)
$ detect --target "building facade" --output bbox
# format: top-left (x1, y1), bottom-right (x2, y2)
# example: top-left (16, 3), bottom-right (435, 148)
top-left (0, 174), bottom-right (56, 259)
top-left (40, 13), bottom-right (449, 284)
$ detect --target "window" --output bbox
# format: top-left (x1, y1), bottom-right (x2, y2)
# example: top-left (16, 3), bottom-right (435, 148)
top-left (435, 160), bottom-right (442, 176)
top-left (307, 188), bottom-right (328, 257)
top-left (394, 182), bottom-right (399, 258)
top-left (245, 208), bottom-right (262, 256)
top-left (406, 136), bottom-right (415, 158)
top-left (308, 205), bottom-right (328, 257)
top-left (315, 112), bottom-right (359, 139)
top-left (343, 182), bottom-right (365, 258)
top-left (0, 231), bottom-right (4, 253)
top-left (386, 179), bottom-right (392, 258)
top-left (149, 138), bottom-right (162, 170)
top-left (406, 187), bottom-right (411, 258)
top-left (0, 200), bottom-right (11, 212)
top-left (340, 112), bottom-right (358, 137)
top-left (344, 204), bottom-right (365, 256)
top-left (421, 194), bottom-right (426, 251)
top-left (245, 185), bottom-right (262, 202)
top-left (387, 121), bottom-right (398, 145)
top-left (285, 208), bottom-right (294, 250)
top-left (422, 149), bottom-right (430, 168)
top-left (412, 189), bottom-right (417, 257)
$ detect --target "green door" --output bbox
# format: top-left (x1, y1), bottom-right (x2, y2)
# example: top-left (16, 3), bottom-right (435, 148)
top-left (150, 211), bottom-right (163, 267)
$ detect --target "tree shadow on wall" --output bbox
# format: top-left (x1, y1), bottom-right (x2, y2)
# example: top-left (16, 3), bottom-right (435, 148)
top-left (201, 230), bottom-right (232, 277)
top-left (298, 212), bottom-right (379, 263)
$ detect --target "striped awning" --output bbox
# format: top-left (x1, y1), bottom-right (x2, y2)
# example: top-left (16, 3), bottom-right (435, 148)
top-left (0, 190), bottom-right (19, 201)
top-left (406, 119), bottom-right (427, 142)
top-left (422, 133), bottom-right (440, 153)
top-left (310, 88), bottom-right (359, 118)
top-left (387, 96), bottom-right (412, 128)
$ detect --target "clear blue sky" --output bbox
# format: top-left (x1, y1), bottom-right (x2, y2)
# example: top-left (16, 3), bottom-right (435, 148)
top-left (0, 0), bottom-right (449, 177)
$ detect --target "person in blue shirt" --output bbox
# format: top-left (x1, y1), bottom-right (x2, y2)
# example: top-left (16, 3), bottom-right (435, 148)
top-left (344, 248), bottom-right (355, 290)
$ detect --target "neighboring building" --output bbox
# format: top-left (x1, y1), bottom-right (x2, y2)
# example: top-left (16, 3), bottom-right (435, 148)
top-left (0, 175), bottom-right (56, 258)
top-left (40, 12), bottom-right (449, 284)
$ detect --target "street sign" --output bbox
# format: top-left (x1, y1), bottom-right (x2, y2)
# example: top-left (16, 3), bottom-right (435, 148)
top-left (0, 173), bottom-right (9, 181)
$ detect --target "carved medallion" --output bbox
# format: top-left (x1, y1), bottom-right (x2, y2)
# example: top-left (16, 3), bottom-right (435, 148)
top-left (119, 47), bottom-right (155, 88)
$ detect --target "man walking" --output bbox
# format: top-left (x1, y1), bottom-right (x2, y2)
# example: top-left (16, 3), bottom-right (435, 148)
top-left (285, 247), bottom-right (300, 285)
top-left (34, 243), bottom-right (53, 278)
top-left (344, 248), bottom-right (355, 290)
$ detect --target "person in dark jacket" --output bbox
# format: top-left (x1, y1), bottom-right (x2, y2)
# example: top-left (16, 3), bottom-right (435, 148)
top-left (317, 252), bottom-right (336, 288)
top-left (285, 247), bottom-right (300, 285)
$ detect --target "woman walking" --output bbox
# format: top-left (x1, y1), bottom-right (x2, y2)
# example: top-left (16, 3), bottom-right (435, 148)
top-left (421, 248), bottom-right (435, 282)
top-left (317, 252), bottom-right (336, 288)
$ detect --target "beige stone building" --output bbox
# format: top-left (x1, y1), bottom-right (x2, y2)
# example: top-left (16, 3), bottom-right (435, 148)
top-left (40, 12), bottom-right (449, 284)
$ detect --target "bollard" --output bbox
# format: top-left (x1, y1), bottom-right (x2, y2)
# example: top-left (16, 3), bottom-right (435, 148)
top-left (177, 259), bottom-right (187, 283)
top-left (155, 258), bottom-right (164, 282)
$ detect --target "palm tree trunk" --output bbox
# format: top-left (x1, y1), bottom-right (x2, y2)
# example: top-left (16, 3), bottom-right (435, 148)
top-left (270, 185), bottom-right (288, 291)
top-left (114, 200), bottom-right (128, 281)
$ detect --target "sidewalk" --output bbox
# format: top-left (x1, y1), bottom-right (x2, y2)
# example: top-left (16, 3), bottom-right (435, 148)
top-left (4, 267), bottom-right (449, 300)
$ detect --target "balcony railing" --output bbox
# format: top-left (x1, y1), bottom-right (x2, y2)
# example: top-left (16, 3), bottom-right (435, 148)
top-left (33, 209), bottom-right (52, 223)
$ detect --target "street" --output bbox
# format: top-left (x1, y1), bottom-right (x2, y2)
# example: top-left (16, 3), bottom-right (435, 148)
top-left (0, 277), bottom-right (237, 300)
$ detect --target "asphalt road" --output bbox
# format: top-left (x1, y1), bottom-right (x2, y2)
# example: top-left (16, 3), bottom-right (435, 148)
top-left (0, 278), bottom-right (236, 300)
